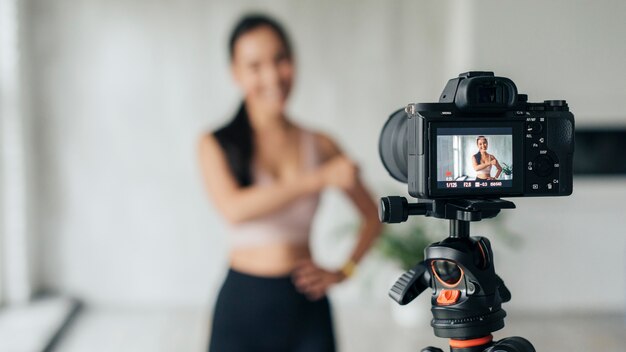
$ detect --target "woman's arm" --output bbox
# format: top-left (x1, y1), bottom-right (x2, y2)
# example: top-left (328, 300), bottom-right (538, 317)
top-left (317, 135), bottom-right (382, 261)
top-left (293, 133), bottom-right (382, 300)
top-left (199, 133), bottom-right (324, 224)
top-left (340, 178), bottom-right (383, 265)
top-left (493, 157), bottom-right (502, 179)
top-left (472, 155), bottom-right (492, 171)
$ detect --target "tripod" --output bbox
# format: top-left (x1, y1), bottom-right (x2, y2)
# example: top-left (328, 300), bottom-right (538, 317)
top-left (379, 197), bottom-right (535, 352)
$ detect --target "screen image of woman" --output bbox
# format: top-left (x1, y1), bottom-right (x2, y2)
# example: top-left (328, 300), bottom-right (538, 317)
top-left (471, 136), bottom-right (502, 180)
top-left (198, 14), bottom-right (382, 352)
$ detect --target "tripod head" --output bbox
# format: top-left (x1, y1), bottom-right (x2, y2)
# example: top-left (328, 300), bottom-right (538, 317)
top-left (379, 197), bottom-right (534, 352)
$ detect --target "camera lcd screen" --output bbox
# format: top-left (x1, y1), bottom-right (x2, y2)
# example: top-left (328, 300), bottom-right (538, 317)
top-left (435, 127), bottom-right (514, 191)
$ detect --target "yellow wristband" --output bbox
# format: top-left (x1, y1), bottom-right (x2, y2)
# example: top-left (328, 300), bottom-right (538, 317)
top-left (341, 260), bottom-right (357, 278)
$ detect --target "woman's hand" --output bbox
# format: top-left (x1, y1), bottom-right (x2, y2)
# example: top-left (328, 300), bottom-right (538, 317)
top-left (292, 260), bottom-right (345, 301)
top-left (319, 155), bottom-right (358, 190)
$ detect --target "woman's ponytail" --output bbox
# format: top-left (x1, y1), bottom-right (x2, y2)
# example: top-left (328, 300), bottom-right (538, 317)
top-left (213, 103), bottom-right (254, 187)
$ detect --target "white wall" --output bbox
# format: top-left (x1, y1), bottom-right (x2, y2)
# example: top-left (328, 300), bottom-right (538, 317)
top-left (24, 0), bottom-right (626, 313)
top-left (459, 0), bottom-right (626, 125)
top-left (453, 0), bottom-right (626, 312)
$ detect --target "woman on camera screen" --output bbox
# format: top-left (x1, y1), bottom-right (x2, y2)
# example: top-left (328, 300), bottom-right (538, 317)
top-left (472, 136), bottom-right (502, 180)
top-left (198, 14), bottom-right (382, 352)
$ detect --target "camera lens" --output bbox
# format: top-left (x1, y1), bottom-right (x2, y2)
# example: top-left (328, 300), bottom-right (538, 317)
top-left (379, 109), bottom-right (409, 183)
top-left (432, 260), bottom-right (463, 286)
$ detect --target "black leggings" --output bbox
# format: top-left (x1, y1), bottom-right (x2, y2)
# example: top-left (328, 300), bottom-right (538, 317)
top-left (208, 269), bottom-right (336, 352)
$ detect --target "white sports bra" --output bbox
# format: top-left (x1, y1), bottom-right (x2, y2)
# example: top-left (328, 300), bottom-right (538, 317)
top-left (227, 130), bottom-right (321, 247)
top-left (476, 155), bottom-right (493, 176)
top-left (477, 164), bottom-right (492, 175)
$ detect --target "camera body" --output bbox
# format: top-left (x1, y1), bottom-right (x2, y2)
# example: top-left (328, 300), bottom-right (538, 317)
top-left (380, 71), bottom-right (574, 199)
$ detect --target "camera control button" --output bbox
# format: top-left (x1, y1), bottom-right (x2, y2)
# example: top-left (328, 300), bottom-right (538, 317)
top-left (545, 100), bottom-right (566, 107)
top-left (533, 155), bottom-right (554, 177)
top-left (545, 100), bottom-right (568, 110)
top-left (526, 122), bottom-right (542, 134)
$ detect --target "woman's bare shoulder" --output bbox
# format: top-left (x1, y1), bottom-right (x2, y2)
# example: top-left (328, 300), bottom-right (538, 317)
top-left (299, 126), bottom-right (343, 161)
top-left (197, 132), bottom-right (224, 160)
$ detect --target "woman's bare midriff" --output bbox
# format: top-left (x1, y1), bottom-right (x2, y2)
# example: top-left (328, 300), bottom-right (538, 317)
top-left (229, 243), bottom-right (312, 277)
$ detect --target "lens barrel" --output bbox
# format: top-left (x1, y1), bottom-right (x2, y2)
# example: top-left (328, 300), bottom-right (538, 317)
top-left (379, 109), bottom-right (409, 183)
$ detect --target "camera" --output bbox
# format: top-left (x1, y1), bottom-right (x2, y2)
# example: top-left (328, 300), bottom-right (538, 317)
top-left (379, 71), bottom-right (574, 199)
top-left (377, 72), bottom-right (572, 351)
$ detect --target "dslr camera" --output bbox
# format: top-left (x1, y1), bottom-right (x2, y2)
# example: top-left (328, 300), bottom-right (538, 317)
top-left (379, 71), bottom-right (574, 199)
top-left (377, 72), bottom-right (574, 352)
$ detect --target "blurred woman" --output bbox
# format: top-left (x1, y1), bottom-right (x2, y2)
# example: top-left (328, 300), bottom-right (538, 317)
top-left (198, 14), bottom-right (382, 352)
top-left (472, 136), bottom-right (502, 180)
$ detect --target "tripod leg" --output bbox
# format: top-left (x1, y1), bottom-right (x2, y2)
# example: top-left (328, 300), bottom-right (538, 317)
top-left (420, 347), bottom-right (444, 352)
top-left (485, 337), bottom-right (535, 352)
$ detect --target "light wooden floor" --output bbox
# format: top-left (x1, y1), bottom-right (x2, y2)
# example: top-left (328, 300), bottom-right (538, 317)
top-left (54, 305), bottom-right (626, 352)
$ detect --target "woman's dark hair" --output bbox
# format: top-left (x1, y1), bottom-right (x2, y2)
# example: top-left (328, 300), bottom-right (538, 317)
top-left (228, 14), bottom-right (292, 60)
top-left (214, 14), bottom-right (292, 187)
top-left (474, 136), bottom-right (487, 165)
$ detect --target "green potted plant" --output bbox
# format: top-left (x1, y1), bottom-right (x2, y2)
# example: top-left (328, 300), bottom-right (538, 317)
top-left (501, 163), bottom-right (513, 180)
top-left (375, 223), bottom-right (432, 271)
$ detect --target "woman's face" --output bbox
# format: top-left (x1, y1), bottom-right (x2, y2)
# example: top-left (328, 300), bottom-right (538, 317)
top-left (231, 26), bottom-right (294, 116)
top-left (477, 138), bottom-right (488, 152)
